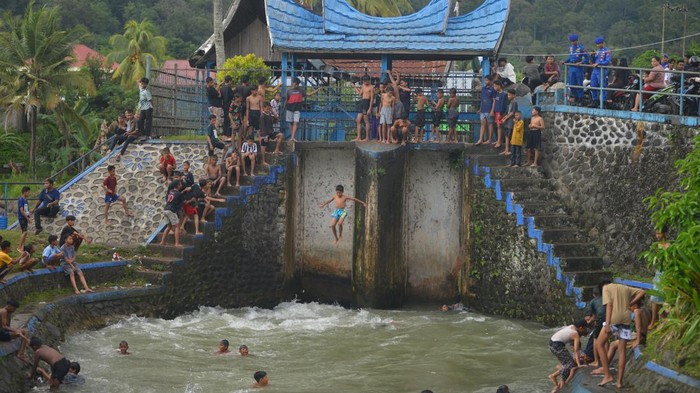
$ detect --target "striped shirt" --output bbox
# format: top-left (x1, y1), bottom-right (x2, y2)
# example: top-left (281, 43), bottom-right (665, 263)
top-left (241, 142), bottom-right (257, 154)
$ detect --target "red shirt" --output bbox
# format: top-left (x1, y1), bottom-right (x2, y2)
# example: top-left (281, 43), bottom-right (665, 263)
top-left (103, 176), bottom-right (117, 196)
top-left (160, 154), bottom-right (176, 167)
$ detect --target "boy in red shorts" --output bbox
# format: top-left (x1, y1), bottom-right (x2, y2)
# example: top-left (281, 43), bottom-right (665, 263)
top-left (102, 165), bottom-right (132, 224)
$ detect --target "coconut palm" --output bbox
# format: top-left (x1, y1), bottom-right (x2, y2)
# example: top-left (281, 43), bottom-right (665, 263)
top-left (107, 19), bottom-right (167, 87)
top-left (0, 2), bottom-right (95, 178)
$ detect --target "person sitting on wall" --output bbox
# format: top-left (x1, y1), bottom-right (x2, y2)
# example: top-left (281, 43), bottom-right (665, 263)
top-left (32, 178), bottom-right (61, 235)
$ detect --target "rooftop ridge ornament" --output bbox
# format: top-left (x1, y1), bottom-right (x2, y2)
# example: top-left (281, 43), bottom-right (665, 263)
top-left (322, 0), bottom-right (450, 35)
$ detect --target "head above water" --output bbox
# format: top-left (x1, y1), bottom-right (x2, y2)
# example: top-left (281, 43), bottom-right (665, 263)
top-left (254, 370), bottom-right (268, 384)
top-left (119, 340), bottom-right (129, 354)
top-left (70, 362), bottom-right (81, 374)
top-left (239, 344), bottom-right (249, 356)
top-left (496, 385), bottom-right (510, 393)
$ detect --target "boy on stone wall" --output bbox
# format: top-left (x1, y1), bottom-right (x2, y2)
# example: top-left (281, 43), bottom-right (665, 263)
top-left (102, 165), bottom-right (132, 224)
top-left (319, 185), bottom-right (367, 244)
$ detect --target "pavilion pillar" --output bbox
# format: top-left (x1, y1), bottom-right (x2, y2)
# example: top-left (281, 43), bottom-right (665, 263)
top-left (291, 53), bottom-right (298, 79)
top-left (380, 55), bottom-right (393, 82)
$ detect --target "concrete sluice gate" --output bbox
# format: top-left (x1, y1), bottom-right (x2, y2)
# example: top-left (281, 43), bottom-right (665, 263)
top-left (292, 143), bottom-right (468, 308)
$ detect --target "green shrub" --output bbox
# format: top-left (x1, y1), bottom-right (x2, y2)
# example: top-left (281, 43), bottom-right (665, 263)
top-left (217, 54), bottom-right (272, 85)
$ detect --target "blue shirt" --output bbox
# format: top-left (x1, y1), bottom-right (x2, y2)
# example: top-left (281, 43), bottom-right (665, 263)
top-left (18, 196), bottom-right (29, 220)
top-left (494, 91), bottom-right (507, 114)
top-left (480, 85), bottom-right (496, 113)
top-left (566, 44), bottom-right (587, 65)
top-left (594, 47), bottom-right (611, 66)
top-left (38, 188), bottom-right (60, 209)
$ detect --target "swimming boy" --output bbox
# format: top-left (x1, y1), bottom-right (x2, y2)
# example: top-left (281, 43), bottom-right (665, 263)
top-left (319, 185), bottom-right (367, 244)
top-left (251, 370), bottom-right (269, 388)
top-left (239, 344), bottom-right (249, 356)
top-left (217, 339), bottom-right (230, 354)
top-left (118, 340), bottom-right (131, 355)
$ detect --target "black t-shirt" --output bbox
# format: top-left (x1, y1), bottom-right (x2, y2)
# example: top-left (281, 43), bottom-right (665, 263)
top-left (165, 189), bottom-right (184, 213)
top-left (235, 85), bottom-right (252, 102)
top-left (59, 226), bottom-right (77, 246)
top-left (206, 85), bottom-right (222, 108)
top-left (260, 112), bottom-right (274, 137)
top-left (183, 172), bottom-right (195, 188)
top-left (220, 84), bottom-right (234, 106)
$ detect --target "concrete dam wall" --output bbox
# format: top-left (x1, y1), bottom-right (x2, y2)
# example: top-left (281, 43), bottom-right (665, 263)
top-left (292, 143), bottom-right (467, 307)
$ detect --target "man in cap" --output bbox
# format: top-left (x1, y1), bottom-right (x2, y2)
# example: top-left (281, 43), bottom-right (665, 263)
top-left (564, 34), bottom-right (587, 104)
top-left (589, 36), bottom-right (611, 106)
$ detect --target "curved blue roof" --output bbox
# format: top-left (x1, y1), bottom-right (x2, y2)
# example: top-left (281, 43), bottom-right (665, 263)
top-left (265, 0), bottom-right (510, 57)
top-left (323, 0), bottom-right (449, 36)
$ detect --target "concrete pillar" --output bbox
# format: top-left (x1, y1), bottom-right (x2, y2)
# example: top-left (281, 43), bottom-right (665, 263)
top-left (352, 146), bottom-right (407, 308)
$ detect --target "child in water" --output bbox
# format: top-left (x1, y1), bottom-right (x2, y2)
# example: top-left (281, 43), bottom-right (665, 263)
top-left (319, 185), bottom-right (367, 244)
top-left (118, 340), bottom-right (131, 355)
top-left (217, 340), bottom-right (231, 354)
top-left (239, 344), bottom-right (249, 356)
top-left (251, 370), bottom-right (269, 388)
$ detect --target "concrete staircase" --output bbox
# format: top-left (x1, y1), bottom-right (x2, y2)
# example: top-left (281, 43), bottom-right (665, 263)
top-left (140, 153), bottom-right (286, 280)
top-left (468, 146), bottom-right (611, 307)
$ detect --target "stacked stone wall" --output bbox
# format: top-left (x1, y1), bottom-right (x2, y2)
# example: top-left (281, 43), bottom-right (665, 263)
top-left (465, 175), bottom-right (578, 326)
top-left (541, 113), bottom-right (696, 272)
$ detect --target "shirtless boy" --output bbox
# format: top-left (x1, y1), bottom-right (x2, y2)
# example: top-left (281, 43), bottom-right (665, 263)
top-left (431, 89), bottom-right (446, 143)
top-left (446, 88), bottom-right (460, 143)
top-left (1, 299), bottom-right (29, 360)
top-left (414, 88), bottom-right (429, 142)
top-left (29, 337), bottom-right (72, 389)
top-left (353, 76), bottom-right (374, 142)
top-left (319, 185), bottom-right (367, 244)
top-left (118, 340), bottom-right (131, 355)
top-left (525, 106), bottom-right (545, 167)
top-left (246, 88), bottom-right (263, 144)
top-left (216, 339), bottom-right (230, 354)
top-left (205, 155), bottom-right (225, 197)
top-left (225, 150), bottom-right (241, 188)
top-left (379, 88), bottom-right (396, 144)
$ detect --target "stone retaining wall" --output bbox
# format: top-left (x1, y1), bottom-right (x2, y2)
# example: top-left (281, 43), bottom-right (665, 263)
top-left (35, 142), bottom-right (209, 246)
top-left (541, 113), bottom-right (696, 272)
top-left (0, 287), bottom-right (165, 393)
top-left (465, 175), bottom-right (578, 326)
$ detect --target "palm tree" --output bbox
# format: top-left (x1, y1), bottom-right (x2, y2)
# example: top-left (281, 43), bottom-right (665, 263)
top-left (0, 2), bottom-right (95, 178)
top-left (107, 20), bottom-right (167, 87)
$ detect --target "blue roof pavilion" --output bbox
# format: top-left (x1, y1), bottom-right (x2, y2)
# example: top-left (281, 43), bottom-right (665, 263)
top-left (265, 0), bottom-right (510, 60)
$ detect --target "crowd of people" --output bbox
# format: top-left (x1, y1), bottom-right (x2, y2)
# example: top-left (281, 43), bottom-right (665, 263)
top-left (502, 33), bottom-right (700, 111)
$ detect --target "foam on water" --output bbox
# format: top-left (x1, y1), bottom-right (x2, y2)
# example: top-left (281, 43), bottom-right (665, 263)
top-left (55, 301), bottom-right (556, 393)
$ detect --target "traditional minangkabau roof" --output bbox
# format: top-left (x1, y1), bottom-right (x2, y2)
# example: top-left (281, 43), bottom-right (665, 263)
top-left (264, 0), bottom-right (510, 59)
top-left (322, 0), bottom-right (450, 36)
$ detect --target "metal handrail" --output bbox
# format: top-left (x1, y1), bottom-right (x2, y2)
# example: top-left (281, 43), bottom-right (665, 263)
top-left (558, 63), bottom-right (700, 114)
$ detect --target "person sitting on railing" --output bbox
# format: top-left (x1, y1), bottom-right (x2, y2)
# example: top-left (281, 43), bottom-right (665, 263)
top-left (496, 57), bottom-right (516, 86)
top-left (107, 114), bottom-right (128, 152)
top-left (114, 109), bottom-right (140, 162)
top-left (631, 56), bottom-right (666, 112)
top-left (542, 55), bottom-right (560, 88)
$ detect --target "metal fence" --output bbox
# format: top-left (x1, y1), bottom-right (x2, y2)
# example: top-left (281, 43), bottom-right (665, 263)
top-left (536, 64), bottom-right (700, 117)
top-left (150, 67), bottom-right (484, 141)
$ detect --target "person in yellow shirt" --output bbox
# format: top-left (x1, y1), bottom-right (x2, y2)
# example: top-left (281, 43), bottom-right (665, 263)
top-left (510, 111), bottom-right (525, 167)
top-left (0, 240), bottom-right (22, 284)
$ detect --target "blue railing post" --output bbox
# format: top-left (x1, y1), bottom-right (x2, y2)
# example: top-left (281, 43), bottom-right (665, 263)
top-left (599, 66), bottom-right (605, 109)
top-left (680, 71), bottom-right (685, 115)
top-left (563, 63), bottom-right (569, 104)
top-left (281, 52), bottom-right (289, 138)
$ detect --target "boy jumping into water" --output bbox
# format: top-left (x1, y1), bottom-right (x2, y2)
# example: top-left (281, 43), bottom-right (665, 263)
top-left (319, 185), bottom-right (367, 244)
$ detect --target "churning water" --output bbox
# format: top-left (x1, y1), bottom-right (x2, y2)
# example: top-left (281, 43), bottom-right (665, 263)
top-left (52, 302), bottom-right (557, 393)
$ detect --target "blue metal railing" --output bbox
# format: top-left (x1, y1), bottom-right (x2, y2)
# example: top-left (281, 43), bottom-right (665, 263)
top-left (152, 68), bottom-right (484, 142)
top-left (538, 64), bottom-right (700, 119)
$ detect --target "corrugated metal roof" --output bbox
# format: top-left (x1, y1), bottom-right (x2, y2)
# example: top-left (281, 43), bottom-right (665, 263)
top-left (265, 0), bottom-right (509, 56)
top-left (323, 0), bottom-right (449, 36)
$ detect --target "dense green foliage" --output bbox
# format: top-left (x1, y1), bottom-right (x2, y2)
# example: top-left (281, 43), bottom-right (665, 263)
top-left (218, 54), bottom-right (271, 84)
top-left (107, 19), bottom-right (167, 87)
top-left (642, 133), bottom-right (700, 377)
top-left (0, 0), bottom-right (218, 59)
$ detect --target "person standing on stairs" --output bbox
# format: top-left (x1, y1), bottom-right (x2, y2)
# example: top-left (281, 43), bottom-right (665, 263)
top-left (525, 106), bottom-right (545, 167)
top-left (160, 180), bottom-right (185, 247)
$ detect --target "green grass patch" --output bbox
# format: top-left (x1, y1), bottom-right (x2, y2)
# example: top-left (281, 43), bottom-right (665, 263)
top-left (645, 330), bottom-right (700, 379)
top-left (21, 287), bottom-right (76, 304)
